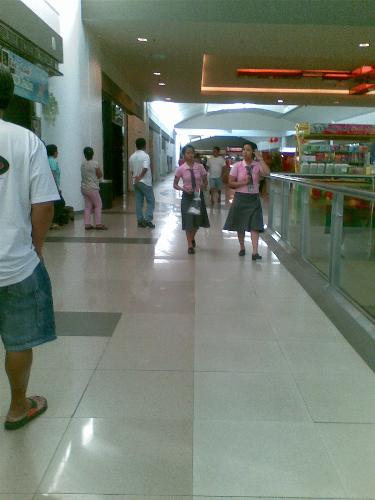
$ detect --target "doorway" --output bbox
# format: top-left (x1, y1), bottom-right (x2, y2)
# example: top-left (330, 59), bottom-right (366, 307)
top-left (102, 97), bottom-right (126, 200)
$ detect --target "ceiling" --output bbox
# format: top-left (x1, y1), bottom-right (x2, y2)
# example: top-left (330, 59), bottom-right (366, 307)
top-left (82, 0), bottom-right (375, 108)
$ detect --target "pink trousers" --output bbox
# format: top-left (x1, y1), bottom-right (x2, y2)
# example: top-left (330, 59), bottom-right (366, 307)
top-left (82, 188), bottom-right (102, 225)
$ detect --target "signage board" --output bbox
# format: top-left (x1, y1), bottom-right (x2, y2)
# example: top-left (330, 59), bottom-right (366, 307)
top-left (0, 46), bottom-right (49, 105)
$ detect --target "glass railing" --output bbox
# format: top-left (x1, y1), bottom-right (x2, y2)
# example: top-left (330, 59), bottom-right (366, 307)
top-left (268, 173), bottom-right (375, 320)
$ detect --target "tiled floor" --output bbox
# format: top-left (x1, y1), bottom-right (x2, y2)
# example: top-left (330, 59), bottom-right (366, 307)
top-left (1, 175), bottom-right (375, 499)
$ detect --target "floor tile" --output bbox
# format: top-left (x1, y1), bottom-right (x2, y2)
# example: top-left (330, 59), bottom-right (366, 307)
top-left (34, 496), bottom-right (192, 500)
top-left (99, 313), bottom-right (194, 370)
top-left (279, 340), bottom-right (372, 374)
top-left (318, 423), bottom-right (375, 498)
top-left (193, 420), bottom-right (345, 497)
top-left (52, 278), bottom-right (195, 314)
top-left (76, 370), bottom-right (193, 419)
top-left (195, 371), bottom-right (310, 422)
top-left (263, 296), bottom-right (323, 315)
top-left (39, 418), bottom-right (193, 495)
top-left (293, 371), bottom-right (375, 423)
top-left (268, 313), bottom-right (344, 342)
top-left (0, 419), bottom-right (69, 493)
top-left (33, 337), bottom-right (109, 369)
top-left (195, 291), bottom-right (263, 315)
top-left (0, 496), bottom-right (33, 500)
top-left (0, 368), bottom-right (93, 418)
top-left (194, 312), bottom-right (276, 340)
top-left (55, 311), bottom-right (121, 337)
top-left (195, 338), bottom-right (290, 373)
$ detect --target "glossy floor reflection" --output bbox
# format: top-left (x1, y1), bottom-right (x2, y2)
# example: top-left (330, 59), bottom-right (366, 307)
top-left (1, 175), bottom-right (375, 499)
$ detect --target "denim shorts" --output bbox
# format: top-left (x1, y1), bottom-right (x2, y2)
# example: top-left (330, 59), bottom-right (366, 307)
top-left (0, 262), bottom-right (56, 352)
top-left (209, 177), bottom-right (223, 190)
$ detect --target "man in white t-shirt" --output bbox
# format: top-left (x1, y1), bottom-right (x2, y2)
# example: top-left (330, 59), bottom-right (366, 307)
top-left (129, 137), bottom-right (155, 228)
top-left (207, 146), bottom-right (226, 205)
top-left (0, 68), bottom-right (60, 430)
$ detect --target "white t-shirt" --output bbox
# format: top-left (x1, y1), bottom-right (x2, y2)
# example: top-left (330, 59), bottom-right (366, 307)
top-left (129, 149), bottom-right (152, 187)
top-left (81, 159), bottom-right (100, 191)
top-left (207, 156), bottom-right (226, 178)
top-left (0, 119), bottom-right (60, 286)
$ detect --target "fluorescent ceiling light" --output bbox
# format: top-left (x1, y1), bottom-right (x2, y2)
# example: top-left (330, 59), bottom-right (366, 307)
top-left (153, 72), bottom-right (161, 76)
top-left (359, 42), bottom-right (370, 47)
top-left (277, 99), bottom-right (284, 103)
top-left (202, 85), bottom-right (349, 95)
top-left (137, 37), bottom-right (148, 42)
top-left (158, 82), bottom-right (166, 86)
top-left (165, 97), bottom-right (171, 100)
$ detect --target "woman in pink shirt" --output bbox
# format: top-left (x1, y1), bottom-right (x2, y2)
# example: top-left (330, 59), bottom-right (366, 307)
top-left (223, 141), bottom-right (270, 259)
top-left (174, 144), bottom-right (210, 254)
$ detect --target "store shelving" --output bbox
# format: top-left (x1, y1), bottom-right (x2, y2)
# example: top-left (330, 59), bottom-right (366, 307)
top-left (295, 123), bottom-right (375, 175)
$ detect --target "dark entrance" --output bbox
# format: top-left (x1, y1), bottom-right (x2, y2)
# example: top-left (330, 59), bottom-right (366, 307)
top-left (102, 96), bottom-right (126, 200)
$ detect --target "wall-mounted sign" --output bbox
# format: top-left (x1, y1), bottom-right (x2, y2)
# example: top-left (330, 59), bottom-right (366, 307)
top-left (0, 47), bottom-right (49, 105)
top-left (112, 103), bottom-right (124, 126)
top-left (297, 122), bottom-right (375, 136)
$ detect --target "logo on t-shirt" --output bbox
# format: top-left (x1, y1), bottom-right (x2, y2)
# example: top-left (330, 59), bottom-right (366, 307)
top-left (0, 156), bottom-right (9, 175)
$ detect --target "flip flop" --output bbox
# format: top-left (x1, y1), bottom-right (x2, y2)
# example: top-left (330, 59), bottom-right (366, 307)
top-left (95, 224), bottom-right (108, 230)
top-left (4, 396), bottom-right (48, 430)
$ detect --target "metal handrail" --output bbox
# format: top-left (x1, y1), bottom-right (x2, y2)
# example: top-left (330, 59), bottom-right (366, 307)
top-left (270, 173), bottom-right (375, 202)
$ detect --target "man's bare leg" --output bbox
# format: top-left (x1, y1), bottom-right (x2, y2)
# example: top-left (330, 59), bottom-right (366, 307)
top-left (5, 349), bottom-right (33, 420)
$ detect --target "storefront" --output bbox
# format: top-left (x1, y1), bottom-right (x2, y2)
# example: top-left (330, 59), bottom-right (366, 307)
top-left (0, 3), bottom-right (62, 132)
top-left (102, 72), bottom-right (144, 201)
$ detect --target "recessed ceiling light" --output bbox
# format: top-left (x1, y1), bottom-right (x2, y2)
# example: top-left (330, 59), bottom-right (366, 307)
top-left (158, 82), bottom-right (166, 86)
top-left (137, 37), bottom-right (148, 42)
top-left (153, 72), bottom-right (161, 76)
top-left (359, 42), bottom-right (370, 47)
top-left (277, 99), bottom-right (284, 103)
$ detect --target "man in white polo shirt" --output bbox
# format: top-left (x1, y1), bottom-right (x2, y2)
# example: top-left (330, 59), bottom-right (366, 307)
top-left (0, 68), bottom-right (60, 430)
top-left (129, 137), bottom-right (155, 228)
top-left (207, 146), bottom-right (226, 205)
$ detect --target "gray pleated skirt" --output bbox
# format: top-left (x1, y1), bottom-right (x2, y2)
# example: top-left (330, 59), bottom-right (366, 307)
top-left (223, 192), bottom-right (264, 232)
top-left (181, 191), bottom-right (210, 231)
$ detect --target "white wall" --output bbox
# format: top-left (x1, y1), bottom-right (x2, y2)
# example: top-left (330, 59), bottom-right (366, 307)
top-left (38, 0), bottom-right (103, 210)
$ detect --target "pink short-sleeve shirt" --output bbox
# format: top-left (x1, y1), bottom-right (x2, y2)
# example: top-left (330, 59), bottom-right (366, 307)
top-left (230, 160), bottom-right (262, 194)
top-left (175, 162), bottom-right (207, 191)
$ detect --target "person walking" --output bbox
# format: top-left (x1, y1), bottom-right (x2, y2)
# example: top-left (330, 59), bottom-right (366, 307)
top-left (173, 144), bottom-right (210, 254)
top-left (46, 143), bottom-right (64, 228)
top-left (207, 146), bottom-right (226, 205)
top-left (81, 146), bottom-right (107, 230)
top-left (0, 68), bottom-right (60, 430)
top-left (129, 138), bottom-right (155, 228)
top-left (223, 141), bottom-right (270, 259)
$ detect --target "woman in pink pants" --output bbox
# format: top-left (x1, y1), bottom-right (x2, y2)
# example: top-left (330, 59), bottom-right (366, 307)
top-left (81, 147), bottom-right (107, 230)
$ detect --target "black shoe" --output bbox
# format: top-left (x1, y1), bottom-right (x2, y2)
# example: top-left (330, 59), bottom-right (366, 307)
top-left (252, 253), bottom-right (262, 261)
top-left (145, 221), bottom-right (155, 228)
top-left (192, 239), bottom-right (196, 248)
top-left (188, 247), bottom-right (195, 254)
top-left (137, 220), bottom-right (147, 228)
top-left (239, 249), bottom-right (246, 256)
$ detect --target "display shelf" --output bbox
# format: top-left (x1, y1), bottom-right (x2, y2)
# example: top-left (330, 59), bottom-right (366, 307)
top-left (295, 122), bottom-right (375, 175)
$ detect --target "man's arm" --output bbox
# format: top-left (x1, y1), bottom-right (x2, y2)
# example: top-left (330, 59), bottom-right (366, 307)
top-left (31, 202), bottom-right (54, 257)
top-left (134, 167), bottom-right (148, 183)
